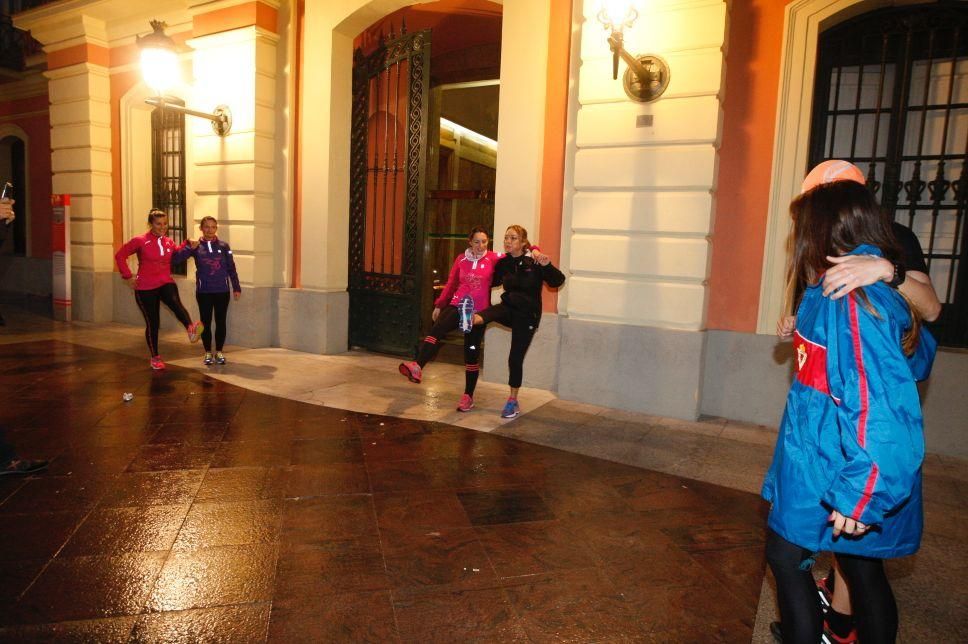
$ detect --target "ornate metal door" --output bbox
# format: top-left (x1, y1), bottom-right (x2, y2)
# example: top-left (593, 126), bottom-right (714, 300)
top-left (348, 28), bottom-right (431, 355)
top-left (810, 3), bottom-right (968, 347)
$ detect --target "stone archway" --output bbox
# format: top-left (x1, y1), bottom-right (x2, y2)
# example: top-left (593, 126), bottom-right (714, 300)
top-left (291, 0), bottom-right (552, 354)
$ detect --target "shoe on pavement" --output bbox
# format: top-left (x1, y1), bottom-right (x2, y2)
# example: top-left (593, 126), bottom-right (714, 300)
top-left (215, 351), bottom-right (226, 365)
top-left (187, 321), bottom-right (204, 343)
top-left (501, 398), bottom-right (520, 419)
top-left (0, 458), bottom-right (49, 476)
top-left (456, 393), bottom-right (474, 412)
top-left (203, 352), bottom-right (214, 366)
top-left (457, 294), bottom-right (475, 334)
top-left (150, 355), bottom-right (166, 370)
top-left (399, 361), bottom-right (422, 383)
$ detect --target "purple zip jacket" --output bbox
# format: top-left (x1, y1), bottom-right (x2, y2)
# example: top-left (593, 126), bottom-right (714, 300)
top-left (173, 237), bottom-right (241, 294)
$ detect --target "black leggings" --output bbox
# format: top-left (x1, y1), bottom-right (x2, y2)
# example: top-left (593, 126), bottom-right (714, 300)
top-left (196, 291), bottom-right (230, 352)
top-left (416, 305), bottom-right (486, 396)
top-left (134, 283), bottom-right (193, 357)
top-left (477, 303), bottom-right (537, 389)
top-left (766, 529), bottom-right (898, 644)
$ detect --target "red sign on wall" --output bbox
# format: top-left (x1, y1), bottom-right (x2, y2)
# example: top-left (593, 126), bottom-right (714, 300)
top-left (51, 194), bottom-right (71, 321)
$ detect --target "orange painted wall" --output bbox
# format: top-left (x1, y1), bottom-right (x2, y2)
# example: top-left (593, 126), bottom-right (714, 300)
top-left (0, 94), bottom-right (53, 258)
top-left (538, 0), bottom-right (570, 312)
top-left (707, 0), bottom-right (787, 332)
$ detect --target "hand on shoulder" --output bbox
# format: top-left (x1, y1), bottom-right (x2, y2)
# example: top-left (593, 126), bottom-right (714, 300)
top-left (822, 254), bottom-right (893, 299)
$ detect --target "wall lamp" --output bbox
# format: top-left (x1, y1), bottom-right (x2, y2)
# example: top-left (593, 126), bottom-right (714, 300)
top-left (136, 20), bottom-right (232, 136)
top-left (597, 1), bottom-right (670, 103)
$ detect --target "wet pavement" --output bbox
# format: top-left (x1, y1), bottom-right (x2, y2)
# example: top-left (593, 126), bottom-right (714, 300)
top-left (0, 339), bottom-right (767, 642)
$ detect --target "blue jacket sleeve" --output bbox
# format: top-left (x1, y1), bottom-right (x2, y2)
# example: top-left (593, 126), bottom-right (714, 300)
top-left (171, 241), bottom-right (195, 264)
top-left (224, 242), bottom-right (241, 293)
top-left (822, 291), bottom-right (925, 526)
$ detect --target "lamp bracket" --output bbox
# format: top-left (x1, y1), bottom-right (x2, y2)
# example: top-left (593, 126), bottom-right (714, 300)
top-left (622, 54), bottom-right (670, 103)
top-left (145, 97), bottom-right (232, 136)
top-left (607, 34), bottom-right (670, 103)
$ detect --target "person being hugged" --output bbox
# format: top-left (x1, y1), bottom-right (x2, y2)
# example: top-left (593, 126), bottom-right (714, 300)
top-left (173, 216), bottom-right (241, 365)
top-left (115, 208), bottom-right (203, 370)
top-left (762, 163), bottom-right (937, 644)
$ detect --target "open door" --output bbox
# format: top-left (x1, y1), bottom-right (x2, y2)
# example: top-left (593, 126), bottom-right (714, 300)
top-left (348, 28), bottom-right (431, 354)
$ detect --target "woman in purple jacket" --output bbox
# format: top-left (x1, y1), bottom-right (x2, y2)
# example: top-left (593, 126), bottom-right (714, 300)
top-left (174, 217), bottom-right (241, 365)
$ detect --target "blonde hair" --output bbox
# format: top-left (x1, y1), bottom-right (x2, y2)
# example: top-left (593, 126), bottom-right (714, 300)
top-left (505, 225), bottom-right (531, 250)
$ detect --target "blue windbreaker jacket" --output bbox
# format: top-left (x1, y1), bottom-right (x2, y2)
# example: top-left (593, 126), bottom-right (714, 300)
top-left (172, 237), bottom-right (241, 294)
top-left (762, 245), bottom-right (937, 558)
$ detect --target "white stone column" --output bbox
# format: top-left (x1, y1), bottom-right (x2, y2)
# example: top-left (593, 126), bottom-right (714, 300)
top-left (45, 55), bottom-right (114, 322)
top-left (188, 25), bottom-right (280, 345)
top-left (553, 0), bottom-right (729, 419)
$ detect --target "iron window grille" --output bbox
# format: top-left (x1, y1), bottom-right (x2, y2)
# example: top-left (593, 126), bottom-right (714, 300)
top-left (810, 3), bottom-right (968, 348)
top-left (151, 98), bottom-right (188, 276)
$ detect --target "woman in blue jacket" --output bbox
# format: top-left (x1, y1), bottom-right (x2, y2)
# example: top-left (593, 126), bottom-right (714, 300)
top-left (174, 217), bottom-right (241, 365)
top-left (762, 169), bottom-right (936, 644)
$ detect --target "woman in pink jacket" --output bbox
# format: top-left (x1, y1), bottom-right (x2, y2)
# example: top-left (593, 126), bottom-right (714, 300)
top-left (399, 226), bottom-right (543, 412)
top-left (115, 209), bottom-right (203, 370)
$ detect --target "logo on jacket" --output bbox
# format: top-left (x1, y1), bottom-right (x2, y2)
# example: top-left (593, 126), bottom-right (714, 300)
top-left (793, 331), bottom-right (830, 396)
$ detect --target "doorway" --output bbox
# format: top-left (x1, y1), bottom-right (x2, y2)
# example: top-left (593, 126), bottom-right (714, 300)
top-left (347, 3), bottom-right (503, 356)
top-left (422, 81), bottom-right (499, 362)
top-left (0, 135), bottom-right (26, 257)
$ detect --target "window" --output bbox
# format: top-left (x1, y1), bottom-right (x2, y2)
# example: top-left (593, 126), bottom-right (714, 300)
top-left (811, 4), bottom-right (968, 347)
top-left (151, 100), bottom-right (187, 275)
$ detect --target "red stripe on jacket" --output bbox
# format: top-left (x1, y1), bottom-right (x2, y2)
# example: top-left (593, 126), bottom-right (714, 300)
top-left (848, 294), bottom-right (876, 520)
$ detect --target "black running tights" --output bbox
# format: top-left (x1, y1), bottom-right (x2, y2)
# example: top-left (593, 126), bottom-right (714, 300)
top-left (134, 283), bottom-right (192, 357)
top-left (477, 303), bottom-right (537, 389)
top-left (196, 291), bottom-right (230, 352)
top-left (416, 305), bottom-right (485, 395)
top-left (766, 529), bottom-right (898, 644)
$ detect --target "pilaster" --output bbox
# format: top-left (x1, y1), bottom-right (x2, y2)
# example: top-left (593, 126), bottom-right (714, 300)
top-left (188, 2), bottom-right (280, 288)
top-left (42, 18), bottom-right (115, 322)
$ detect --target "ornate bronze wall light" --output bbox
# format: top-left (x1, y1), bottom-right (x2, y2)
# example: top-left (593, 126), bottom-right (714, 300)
top-left (137, 20), bottom-right (232, 136)
top-left (598, 1), bottom-right (670, 103)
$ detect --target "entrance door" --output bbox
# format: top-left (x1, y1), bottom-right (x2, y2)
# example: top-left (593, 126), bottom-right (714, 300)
top-left (421, 83), bottom-right (499, 359)
top-left (810, 4), bottom-right (968, 347)
top-left (348, 28), bottom-right (431, 354)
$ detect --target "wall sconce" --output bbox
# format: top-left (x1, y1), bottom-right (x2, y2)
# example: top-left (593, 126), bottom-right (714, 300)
top-left (136, 20), bottom-right (232, 136)
top-left (597, 1), bottom-right (670, 103)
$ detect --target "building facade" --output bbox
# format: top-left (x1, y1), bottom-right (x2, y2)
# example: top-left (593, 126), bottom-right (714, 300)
top-left (4, 0), bottom-right (966, 456)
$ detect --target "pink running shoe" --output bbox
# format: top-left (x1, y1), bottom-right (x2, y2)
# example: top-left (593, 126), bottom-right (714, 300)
top-left (398, 361), bottom-right (422, 383)
top-left (150, 355), bottom-right (166, 370)
top-left (456, 393), bottom-right (474, 412)
top-left (187, 321), bottom-right (204, 343)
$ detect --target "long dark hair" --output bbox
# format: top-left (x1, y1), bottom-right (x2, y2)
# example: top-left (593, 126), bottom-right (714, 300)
top-left (785, 180), bottom-right (921, 353)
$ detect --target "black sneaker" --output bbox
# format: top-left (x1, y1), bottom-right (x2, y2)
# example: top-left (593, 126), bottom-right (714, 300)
top-left (0, 458), bottom-right (49, 476)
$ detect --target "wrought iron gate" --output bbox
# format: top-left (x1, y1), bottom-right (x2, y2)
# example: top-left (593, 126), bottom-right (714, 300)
top-left (348, 27), bottom-right (431, 354)
top-left (811, 3), bottom-right (968, 347)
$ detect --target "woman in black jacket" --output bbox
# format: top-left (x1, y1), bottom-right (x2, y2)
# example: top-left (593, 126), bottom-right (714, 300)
top-left (473, 225), bottom-right (565, 418)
